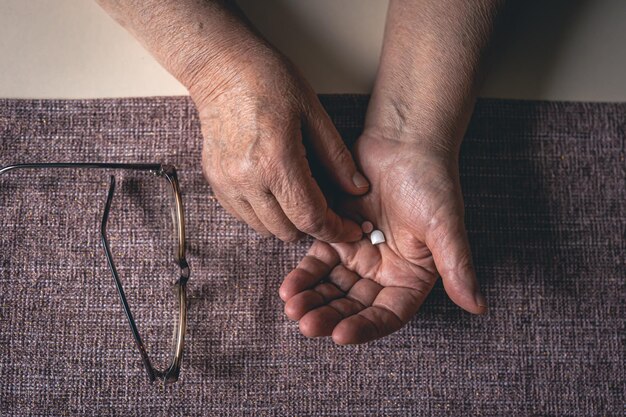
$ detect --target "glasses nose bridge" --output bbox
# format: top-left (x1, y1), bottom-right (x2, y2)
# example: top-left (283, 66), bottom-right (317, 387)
top-left (178, 258), bottom-right (190, 283)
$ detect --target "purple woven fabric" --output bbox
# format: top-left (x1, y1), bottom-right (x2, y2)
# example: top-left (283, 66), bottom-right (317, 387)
top-left (0, 96), bottom-right (624, 416)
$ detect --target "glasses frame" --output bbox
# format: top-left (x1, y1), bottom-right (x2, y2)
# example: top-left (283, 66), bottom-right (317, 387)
top-left (0, 162), bottom-right (189, 384)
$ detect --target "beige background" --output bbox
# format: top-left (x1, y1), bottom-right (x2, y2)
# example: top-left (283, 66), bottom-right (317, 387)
top-left (0, 0), bottom-right (625, 100)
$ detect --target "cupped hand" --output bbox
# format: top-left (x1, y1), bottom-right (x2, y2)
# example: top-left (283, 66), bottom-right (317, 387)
top-left (191, 45), bottom-right (368, 243)
top-left (279, 132), bottom-right (487, 344)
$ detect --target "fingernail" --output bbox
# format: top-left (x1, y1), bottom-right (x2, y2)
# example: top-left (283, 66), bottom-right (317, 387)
top-left (475, 291), bottom-right (488, 309)
top-left (352, 172), bottom-right (369, 189)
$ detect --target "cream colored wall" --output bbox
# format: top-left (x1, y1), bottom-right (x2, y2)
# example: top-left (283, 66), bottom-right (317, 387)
top-left (0, 0), bottom-right (187, 98)
top-left (0, 0), bottom-right (624, 100)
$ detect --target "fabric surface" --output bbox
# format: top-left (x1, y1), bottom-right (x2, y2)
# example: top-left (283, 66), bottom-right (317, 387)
top-left (0, 96), bottom-right (624, 416)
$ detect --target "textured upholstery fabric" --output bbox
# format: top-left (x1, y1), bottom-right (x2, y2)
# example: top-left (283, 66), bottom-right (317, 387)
top-left (0, 96), bottom-right (624, 416)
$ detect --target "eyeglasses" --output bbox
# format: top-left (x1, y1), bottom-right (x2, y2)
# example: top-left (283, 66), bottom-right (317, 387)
top-left (0, 163), bottom-right (189, 384)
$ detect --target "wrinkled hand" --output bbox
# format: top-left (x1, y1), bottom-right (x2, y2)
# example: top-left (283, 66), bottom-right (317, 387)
top-left (191, 46), bottom-right (368, 242)
top-left (279, 133), bottom-right (487, 344)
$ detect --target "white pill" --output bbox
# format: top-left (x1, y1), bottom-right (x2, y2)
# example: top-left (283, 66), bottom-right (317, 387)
top-left (370, 230), bottom-right (385, 245)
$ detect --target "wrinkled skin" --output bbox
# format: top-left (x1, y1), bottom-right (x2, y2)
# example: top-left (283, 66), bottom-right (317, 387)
top-left (280, 132), bottom-right (487, 344)
top-left (96, 0), bottom-right (499, 346)
top-left (194, 47), bottom-right (368, 243)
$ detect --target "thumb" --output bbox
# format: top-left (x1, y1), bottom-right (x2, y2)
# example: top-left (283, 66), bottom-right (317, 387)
top-left (303, 98), bottom-right (370, 196)
top-left (427, 215), bottom-right (487, 315)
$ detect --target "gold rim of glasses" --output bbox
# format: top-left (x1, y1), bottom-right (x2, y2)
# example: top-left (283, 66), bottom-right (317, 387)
top-left (0, 163), bottom-right (189, 385)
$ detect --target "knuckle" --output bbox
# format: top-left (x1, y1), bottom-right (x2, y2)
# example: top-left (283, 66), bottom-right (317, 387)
top-left (228, 159), bottom-right (255, 186)
top-left (211, 159), bottom-right (260, 196)
top-left (203, 158), bottom-right (234, 190)
top-left (257, 203), bottom-right (303, 243)
top-left (205, 145), bottom-right (265, 190)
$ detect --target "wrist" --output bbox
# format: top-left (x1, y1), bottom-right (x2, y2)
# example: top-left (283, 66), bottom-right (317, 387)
top-left (99, 0), bottom-right (274, 103)
top-left (363, 0), bottom-right (500, 158)
top-left (181, 34), bottom-right (265, 101)
top-left (364, 91), bottom-right (475, 159)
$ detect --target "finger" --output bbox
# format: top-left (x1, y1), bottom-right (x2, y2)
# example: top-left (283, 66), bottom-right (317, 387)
top-left (372, 286), bottom-right (428, 323)
top-left (334, 193), bottom-right (371, 224)
top-left (333, 286), bottom-right (426, 345)
top-left (344, 278), bottom-right (382, 307)
top-left (327, 265), bottom-right (360, 293)
top-left (211, 190), bottom-right (243, 221)
top-left (330, 240), bottom-right (381, 280)
top-left (299, 285), bottom-right (420, 342)
top-left (314, 282), bottom-right (345, 301)
top-left (285, 290), bottom-right (325, 321)
top-left (299, 305), bottom-right (344, 338)
top-left (327, 297), bottom-right (364, 317)
top-left (212, 189), bottom-right (271, 236)
top-left (271, 139), bottom-right (362, 242)
top-left (299, 297), bottom-right (365, 338)
top-left (279, 241), bottom-right (339, 301)
top-left (303, 97), bottom-right (370, 195)
top-left (332, 305), bottom-right (404, 345)
top-left (248, 192), bottom-right (304, 242)
top-left (236, 199), bottom-right (272, 238)
top-left (285, 282), bottom-right (344, 321)
top-left (427, 216), bottom-right (487, 315)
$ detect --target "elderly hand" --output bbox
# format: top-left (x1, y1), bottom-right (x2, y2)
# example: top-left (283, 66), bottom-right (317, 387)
top-left (279, 132), bottom-right (487, 344)
top-left (96, 0), bottom-right (368, 243)
top-left (277, 0), bottom-right (502, 343)
top-left (191, 46), bottom-right (368, 242)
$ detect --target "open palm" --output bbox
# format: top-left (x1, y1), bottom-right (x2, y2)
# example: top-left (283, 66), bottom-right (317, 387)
top-left (279, 133), bottom-right (487, 344)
